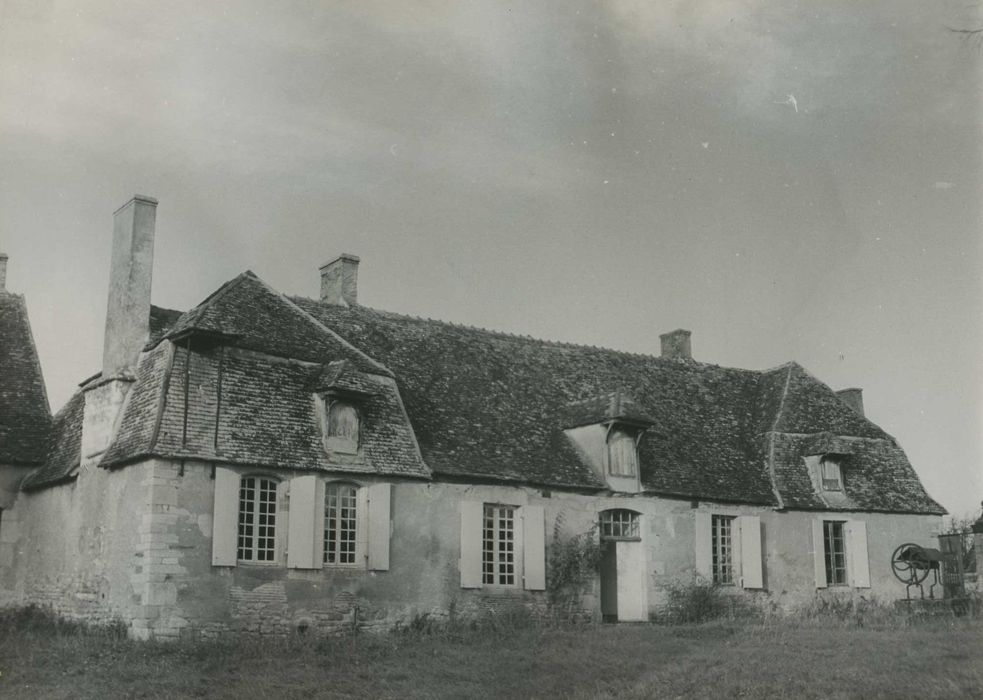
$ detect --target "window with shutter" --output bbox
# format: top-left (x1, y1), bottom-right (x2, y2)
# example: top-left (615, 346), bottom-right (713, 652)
top-left (324, 482), bottom-right (359, 565)
top-left (237, 476), bottom-right (279, 563)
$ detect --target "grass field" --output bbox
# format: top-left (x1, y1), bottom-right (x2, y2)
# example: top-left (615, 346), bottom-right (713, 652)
top-left (1, 609), bottom-right (981, 699)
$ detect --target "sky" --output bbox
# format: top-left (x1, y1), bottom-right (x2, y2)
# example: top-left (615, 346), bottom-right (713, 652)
top-left (1, 0), bottom-right (981, 517)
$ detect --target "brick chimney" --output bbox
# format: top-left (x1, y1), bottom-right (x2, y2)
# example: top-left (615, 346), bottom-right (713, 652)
top-left (660, 329), bottom-right (692, 360)
top-left (102, 195), bottom-right (157, 377)
top-left (319, 254), bottom-right (359, 306)
top-left (0, 252), bottom-right (8, 292)
top-left (836, 388), bottom-right (864, 417)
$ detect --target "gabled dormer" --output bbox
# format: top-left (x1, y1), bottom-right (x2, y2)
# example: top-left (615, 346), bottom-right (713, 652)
top-left (800, 433), bottom-right (856, 508)
top-left (308, 360), bottom-right (378, 459)
top-left (561, 390), bottom-right (654, 493)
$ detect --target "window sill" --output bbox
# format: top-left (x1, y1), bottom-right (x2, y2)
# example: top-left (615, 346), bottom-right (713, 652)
top-left (477, 584), bottom-right (521, 592)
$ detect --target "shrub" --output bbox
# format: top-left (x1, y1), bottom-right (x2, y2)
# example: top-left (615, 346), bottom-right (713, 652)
top-left (660, 576), bottom-right (753, 624)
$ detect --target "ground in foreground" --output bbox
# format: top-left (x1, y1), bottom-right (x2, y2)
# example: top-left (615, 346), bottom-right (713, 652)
top-left (1, 612), bottom-right (981, 699)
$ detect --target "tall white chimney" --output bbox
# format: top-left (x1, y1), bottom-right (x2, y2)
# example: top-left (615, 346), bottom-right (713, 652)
top-left (103, 195), bottom-right (157, 377)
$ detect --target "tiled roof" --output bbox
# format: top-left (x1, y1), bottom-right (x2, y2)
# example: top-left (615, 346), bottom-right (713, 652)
top-left (771, 433), bottom-right (945, 514)
top-left (561, 391), bottom-right (656, 429)
top-left (97, 275), bottom-right (427, 479)
top-left (292, 297), bottom-right (944, 513)
top-left (0, 292), bottom-right (51, 465)
top-left (157, 272), bottom-right (391, 376)
top-left (21, 391), bottom-right (84, 490)
top-left (148, 305), bottom-right (183, 347)
top-left (22, 268), bottom-right (944, 514)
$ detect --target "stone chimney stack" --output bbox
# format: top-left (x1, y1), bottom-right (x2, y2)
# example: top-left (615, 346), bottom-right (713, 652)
top-left (319, 254), bottom-right (360, 306)
top-left (836, 388), bottom-right (864, 417)
top-left (660, 329), bottom-right (692, 361)
top-left (0, 253), bottom-right (8, 292)
top-left (102, 195), bottom-right (157, 377)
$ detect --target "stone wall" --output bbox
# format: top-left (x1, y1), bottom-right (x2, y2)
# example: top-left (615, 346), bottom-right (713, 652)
top-left (0, 460), bottom-right (150, 626)
top-left (0, 455), bottom-right (943, 639)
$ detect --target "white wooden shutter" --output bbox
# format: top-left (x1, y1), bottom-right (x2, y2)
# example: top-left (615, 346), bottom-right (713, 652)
top-left (367, 483), bottom-right (391, 571)
top-left (212, 467), bottom-right (239, 566)
top-left (694, 511), bottom-right (712, 579)
top-left (357, 486), bottom-right (369, 566)
top-left (737, 515), bottom-right (763, 589)
top-left (847, 520), bottom-right (870, 588)
top-left (812, 519), bottom-right (827, 588)
top-left (459, 501), bottom-right (483, 588)
top-left (287, 474), bottom-right (320, 569)
top-left (522, 505), bottom-right (546, 591)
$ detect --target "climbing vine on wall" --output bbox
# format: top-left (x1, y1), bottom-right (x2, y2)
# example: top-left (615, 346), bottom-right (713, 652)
top-left (546, 512), bottom-right (603, 611)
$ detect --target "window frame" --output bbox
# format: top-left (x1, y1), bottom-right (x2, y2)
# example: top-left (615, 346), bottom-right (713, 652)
top-left (820, 457), bottom-right (843, 492)
top-left (482, 503), bottom-right (519, 587)
top-left (323, 481), bottom-right (361, 567)
top-left (711, 514), bottom-right (737, 586)
top-left (599, 509), bottom-right (641, 541)
top-left (237, 474), bottom-right (280, 565)
top-left (823, 520), bottom-right (848, 586)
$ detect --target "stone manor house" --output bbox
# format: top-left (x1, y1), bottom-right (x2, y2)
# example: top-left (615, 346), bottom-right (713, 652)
top-left (0, 196), bottom-right (945, 639)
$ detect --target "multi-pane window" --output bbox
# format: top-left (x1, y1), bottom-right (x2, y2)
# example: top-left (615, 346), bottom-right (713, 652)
top-left (324, 482), bottom-right (359, 565)
top-left (482, 505), bottom-right (516, 585)
top-left (821, 458), bottom-right (843, 492)
top-left (238, 477), bottom-right (277, 562)
top-left (607, 428), bottom-right (638, 476)
top-left (712, 515), bottom-right (736, 585)
top-left (599, 509), bottom-right (640, 540)
top-left (824, 520), bottom-right (847, 585)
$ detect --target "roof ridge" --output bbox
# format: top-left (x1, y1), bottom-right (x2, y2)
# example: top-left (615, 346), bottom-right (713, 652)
top-left (256, 278), bottom-right (394, 377)
top-left (769, 363), bottom-right (794, 433)
top-left (159, 271), bottom-right (258, 344)
top-left (291, 295), bottom-right (769, 374)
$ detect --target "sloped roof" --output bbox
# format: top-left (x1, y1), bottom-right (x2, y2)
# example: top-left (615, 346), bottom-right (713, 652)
top-left (0, 292), bottom-right (51, 465)
top-left (292, 299), bottom-right (773, 500)
top-left (156, 272), bottom-right (390, 376)
top-left (148, 305), bottom-right (183, 347)
top-left (22, 267), bottom-right (943, 514)
top-left (771, 433), bottom-right (944, 514)
top-left (21, 391), bottom-right (84, 490)
top-left (308, 360), bottom-right (379, 397)
top-left (292, 298), bottom-right (944, 513)
top-left (561, 391), bottom-right (656, 429)
top-left (94, 275), bottom-right (428, 480)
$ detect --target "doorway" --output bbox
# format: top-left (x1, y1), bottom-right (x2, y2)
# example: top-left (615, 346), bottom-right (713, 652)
top-left (598, 509), bottom-right (648, 622)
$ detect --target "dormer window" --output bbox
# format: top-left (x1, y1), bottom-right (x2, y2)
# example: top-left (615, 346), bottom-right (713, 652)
top-left (325, 399), bottom-right (359, 454)
top-left (820, 456), bottom-right (843, 492)
top-left (607, 427), bottom-right (639, 477)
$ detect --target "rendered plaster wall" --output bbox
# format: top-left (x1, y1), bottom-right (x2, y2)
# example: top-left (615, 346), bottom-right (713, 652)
top-left (758, 509), bottom-right (940, 609)
top-left (142, 463), bottom-right (562, 639)
top-left (127, 462), bottom-right (945, 638)
top-left (0, 464), bottom-right (32, 509)
top-left (0, 460), bottom-right (150, 625)
top-left (0, 455), bottom-right (943, 639)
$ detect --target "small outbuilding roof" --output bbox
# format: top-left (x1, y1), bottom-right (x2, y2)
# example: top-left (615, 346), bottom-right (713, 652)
top-left (0, 291), bottom-right (51, 465)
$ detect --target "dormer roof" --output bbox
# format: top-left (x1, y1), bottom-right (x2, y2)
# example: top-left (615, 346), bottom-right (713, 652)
top-left (561, 390), bottom-right (655, 429)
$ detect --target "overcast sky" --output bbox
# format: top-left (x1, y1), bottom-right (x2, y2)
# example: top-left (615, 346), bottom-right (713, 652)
top-left (2, 0), bottom-right (981, 516)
